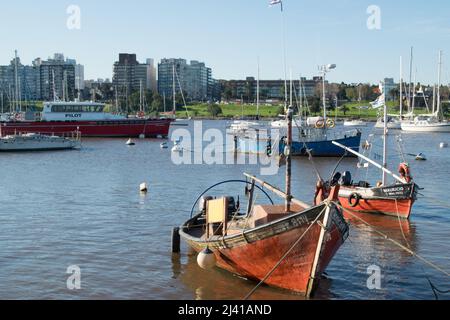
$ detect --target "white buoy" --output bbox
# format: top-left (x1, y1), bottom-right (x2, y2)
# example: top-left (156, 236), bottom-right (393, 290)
top-left (157, 135), bottom-right (163, 139)
top-left (139, 134), bottom-right (145, 139)
top-left (140, 183), bottom-right (148, 193)
top-left (197, 248), bottom-right (216, 270)
top-left (440, 142), bottom-right (448, 149)
top-left (126, 138), bottom-right (135, 146)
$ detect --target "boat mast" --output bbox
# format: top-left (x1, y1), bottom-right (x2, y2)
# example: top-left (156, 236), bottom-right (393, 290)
top-left (408, 47), bottom-right (413, 116)
top-left (172, 63), bottom-right (176, 118)
top-left (257, 58), bottom-right (260, 120)
top-left (437, 50), bottom-right (442, 118)
top-left (412, 68), bottom-right (417, 116)
top-left (140, 80), bottom-right (143, 113)
top-left (14, 50), bottom-right (19, 112)
top-left (52, 69), bottom-right (57, 102)
top-left (400, 56), bottom-right (403, 119)
top-left (285, 105), bottom-right (293, 213)
top-left (382, 83), bottom-right (388, 186)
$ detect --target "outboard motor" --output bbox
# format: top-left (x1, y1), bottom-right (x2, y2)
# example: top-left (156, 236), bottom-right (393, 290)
top-left (225, 196), bottom-right (237, 215)
top-left (339, 171), bottom-right (352, 186)
top-left (199, 196), bottom-right (214, 213)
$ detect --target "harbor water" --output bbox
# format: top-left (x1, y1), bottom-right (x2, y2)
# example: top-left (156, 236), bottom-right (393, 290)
top-left (0, 120), bottom-right (449, 300)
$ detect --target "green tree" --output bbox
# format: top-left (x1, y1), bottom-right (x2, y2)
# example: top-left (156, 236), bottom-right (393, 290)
top-left (341, 105), bottom-right (350, 116)
top-left (207, 103), bottom-right (222, 117)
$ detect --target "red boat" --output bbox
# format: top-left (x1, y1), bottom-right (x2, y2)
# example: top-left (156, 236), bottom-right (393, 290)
top-left (333, 141), bottom-right (419, 220)
top-left (1, 102), bottom-right (173, 138)
top-left (177, 107), bottom-right (349, 297)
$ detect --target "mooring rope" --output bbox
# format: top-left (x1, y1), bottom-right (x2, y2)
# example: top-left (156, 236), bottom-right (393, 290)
top-left (334, 202), bottom-right (450, 278)
top-left (243, 205), bottom-right (328, 300)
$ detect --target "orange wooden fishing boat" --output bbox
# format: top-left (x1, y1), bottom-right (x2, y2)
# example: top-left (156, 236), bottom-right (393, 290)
top-left (177, 107), bottom-right (349, 297)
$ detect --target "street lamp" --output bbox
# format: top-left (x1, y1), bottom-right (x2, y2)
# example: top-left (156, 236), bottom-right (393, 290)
top-left (319, 64), bottom-right (336, 124)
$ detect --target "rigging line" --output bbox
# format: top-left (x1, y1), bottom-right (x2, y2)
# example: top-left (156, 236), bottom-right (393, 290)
top-left (243, 205), bottom-right (328, 301)
top-left (394, 199), bottom-right (411, 249)
top-left (334, 201), bottom-right (450, 278)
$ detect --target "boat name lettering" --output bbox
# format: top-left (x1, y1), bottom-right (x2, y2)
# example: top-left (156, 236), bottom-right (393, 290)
top-left (65, 114), bottom-right (82, 118)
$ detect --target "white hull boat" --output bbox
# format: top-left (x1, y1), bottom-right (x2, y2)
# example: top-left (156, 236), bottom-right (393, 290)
top-left (344, 120), bottom-right (367, 127)
top-left (0, 133), bottom-right (81, 151)
top-left (401, 119), bottom-right (450, 132)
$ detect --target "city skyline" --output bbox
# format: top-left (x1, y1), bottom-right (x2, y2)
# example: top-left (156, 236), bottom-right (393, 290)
top-left (0, 0), bottom-right (449, 84)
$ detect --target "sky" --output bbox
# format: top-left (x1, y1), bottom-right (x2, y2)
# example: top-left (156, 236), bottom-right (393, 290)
top-left (1, 0), bottom-right (449, 85)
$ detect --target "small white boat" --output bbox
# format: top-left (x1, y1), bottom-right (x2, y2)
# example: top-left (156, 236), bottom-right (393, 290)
top-left (126, 138), bottom-right (135, 146)
top-left (0, 133), bottom-right (80, 152)
top-left (344, 119), bottom-right (367, 127)
top-left (375, 117), bottom-right (402, 129)
top-left (415, 153), bottom-right (427, 161)
top-left (160, 142), bottom-right (169, 149)
top-left (401, 116), bottom-right (450, 132)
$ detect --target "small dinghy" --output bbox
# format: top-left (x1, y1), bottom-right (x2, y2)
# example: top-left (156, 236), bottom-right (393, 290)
top-left (415, 153), bottom-right (427, 161)
top-left (126, 138), bottom-right (135, 146)
top-left (160, 142), bottom-right (168, 149)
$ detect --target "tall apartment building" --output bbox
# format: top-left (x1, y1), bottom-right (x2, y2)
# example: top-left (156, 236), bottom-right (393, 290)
top-left (0, 55), bottom-right (40, 104)
top-left (158, 58), bottom-right (213, 101)
top-left (38, 54), bottom-right (76, 101)
top-left (112, 54), bottom-right (157, 95)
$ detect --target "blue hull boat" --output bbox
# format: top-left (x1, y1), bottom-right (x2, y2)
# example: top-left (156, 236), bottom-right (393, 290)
top-left (235, 128), bottom-right (362, 158)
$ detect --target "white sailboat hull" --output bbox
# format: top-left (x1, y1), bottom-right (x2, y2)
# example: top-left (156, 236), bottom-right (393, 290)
top-left (0, 134), bottom-right (79, 151)
top-left (401, 122), bottom-right (450, 132)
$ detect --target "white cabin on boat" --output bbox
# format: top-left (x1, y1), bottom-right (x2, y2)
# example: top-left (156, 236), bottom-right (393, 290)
top-left (42, 102), bottom-right (126, 121)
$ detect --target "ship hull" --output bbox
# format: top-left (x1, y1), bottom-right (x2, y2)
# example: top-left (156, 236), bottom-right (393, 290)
top-left (338, 183), bottom-right (417, 219)
top-left (0, 119), bottom-right (173, 138)
top-left (180, 203), bottom-right (349, 295)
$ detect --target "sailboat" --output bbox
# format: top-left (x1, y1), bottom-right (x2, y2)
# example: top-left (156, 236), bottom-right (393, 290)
top-left (335, 87), bottom-right (419, 219)
top-left (228, 60), bottom-right (263, 135)
top-left (401, 51), bottom-right (450, 133)
top-left (178, 105), bottom-right (349, 297)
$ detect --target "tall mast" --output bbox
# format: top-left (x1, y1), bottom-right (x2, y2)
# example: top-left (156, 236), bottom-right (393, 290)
top-left (285, 105), bottom-right (293, 213)
top-left (382, 83), bottom-right (388, 186)
top-left (322, 72), bottom-right (327, 123)
top-left (172, 63), bottom-right (176, 117)
top-left (52, 69), bottom-right (57, 102)
top-left (412, 68), bottom-right (416, 115)
top-left (140, 80), bottom-right (143, 113)
top-left (14, 50), bottom-right (19, 112)
top-left (399, 56), bottom-right (403, 119)
top-left (257, 58), bottom-right (260, 119)
top-left (437, 50), bottom-right (442, 117)
top-left (408, 47), bottom-right (413, 115)
top-left (115, 86), bottom-right (119, 113)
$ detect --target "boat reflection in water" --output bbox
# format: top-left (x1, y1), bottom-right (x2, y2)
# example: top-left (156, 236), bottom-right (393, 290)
top-left (172, 253), bottom-right (335, 300)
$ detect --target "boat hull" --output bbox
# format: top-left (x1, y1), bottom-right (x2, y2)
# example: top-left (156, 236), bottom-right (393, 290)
top-left (0, 119), bottom-right (173, 138)
top-left (180, 204), bottom-right (349, 295)
top-left (401, 122), bottom-right (450, 132)
top-left (288, 132), bottom-right (362, 157)
top-left (236, 131), bottom-right (362, 157)
top-left (338, 183), bottom-right (417, 219)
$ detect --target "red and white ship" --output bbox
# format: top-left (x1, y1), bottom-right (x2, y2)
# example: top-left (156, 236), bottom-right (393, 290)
top-left (1, 102), bottom-right (173, 138)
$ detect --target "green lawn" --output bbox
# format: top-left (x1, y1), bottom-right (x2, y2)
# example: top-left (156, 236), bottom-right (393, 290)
top-left (175, 101), bottom-right (414, 120)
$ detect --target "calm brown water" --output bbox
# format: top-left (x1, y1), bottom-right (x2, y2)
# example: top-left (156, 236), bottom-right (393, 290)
top-left (0, 120), bottom-right (448, 300)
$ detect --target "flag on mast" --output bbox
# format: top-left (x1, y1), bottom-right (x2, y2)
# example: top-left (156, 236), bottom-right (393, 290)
top-left (269, 0), bottom-right (283, 11)
top-left (370, 94), bottom-right (385, 109)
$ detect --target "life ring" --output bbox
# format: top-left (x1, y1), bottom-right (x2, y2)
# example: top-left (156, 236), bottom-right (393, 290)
top-left (326, 119), bottom-right (335, 128)
top-left (315, 119), bottom-right (325, 129)
top-left (398, 162), bottom-right (412, 183)
top-left (348, 193), bottom-right (361, 207)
